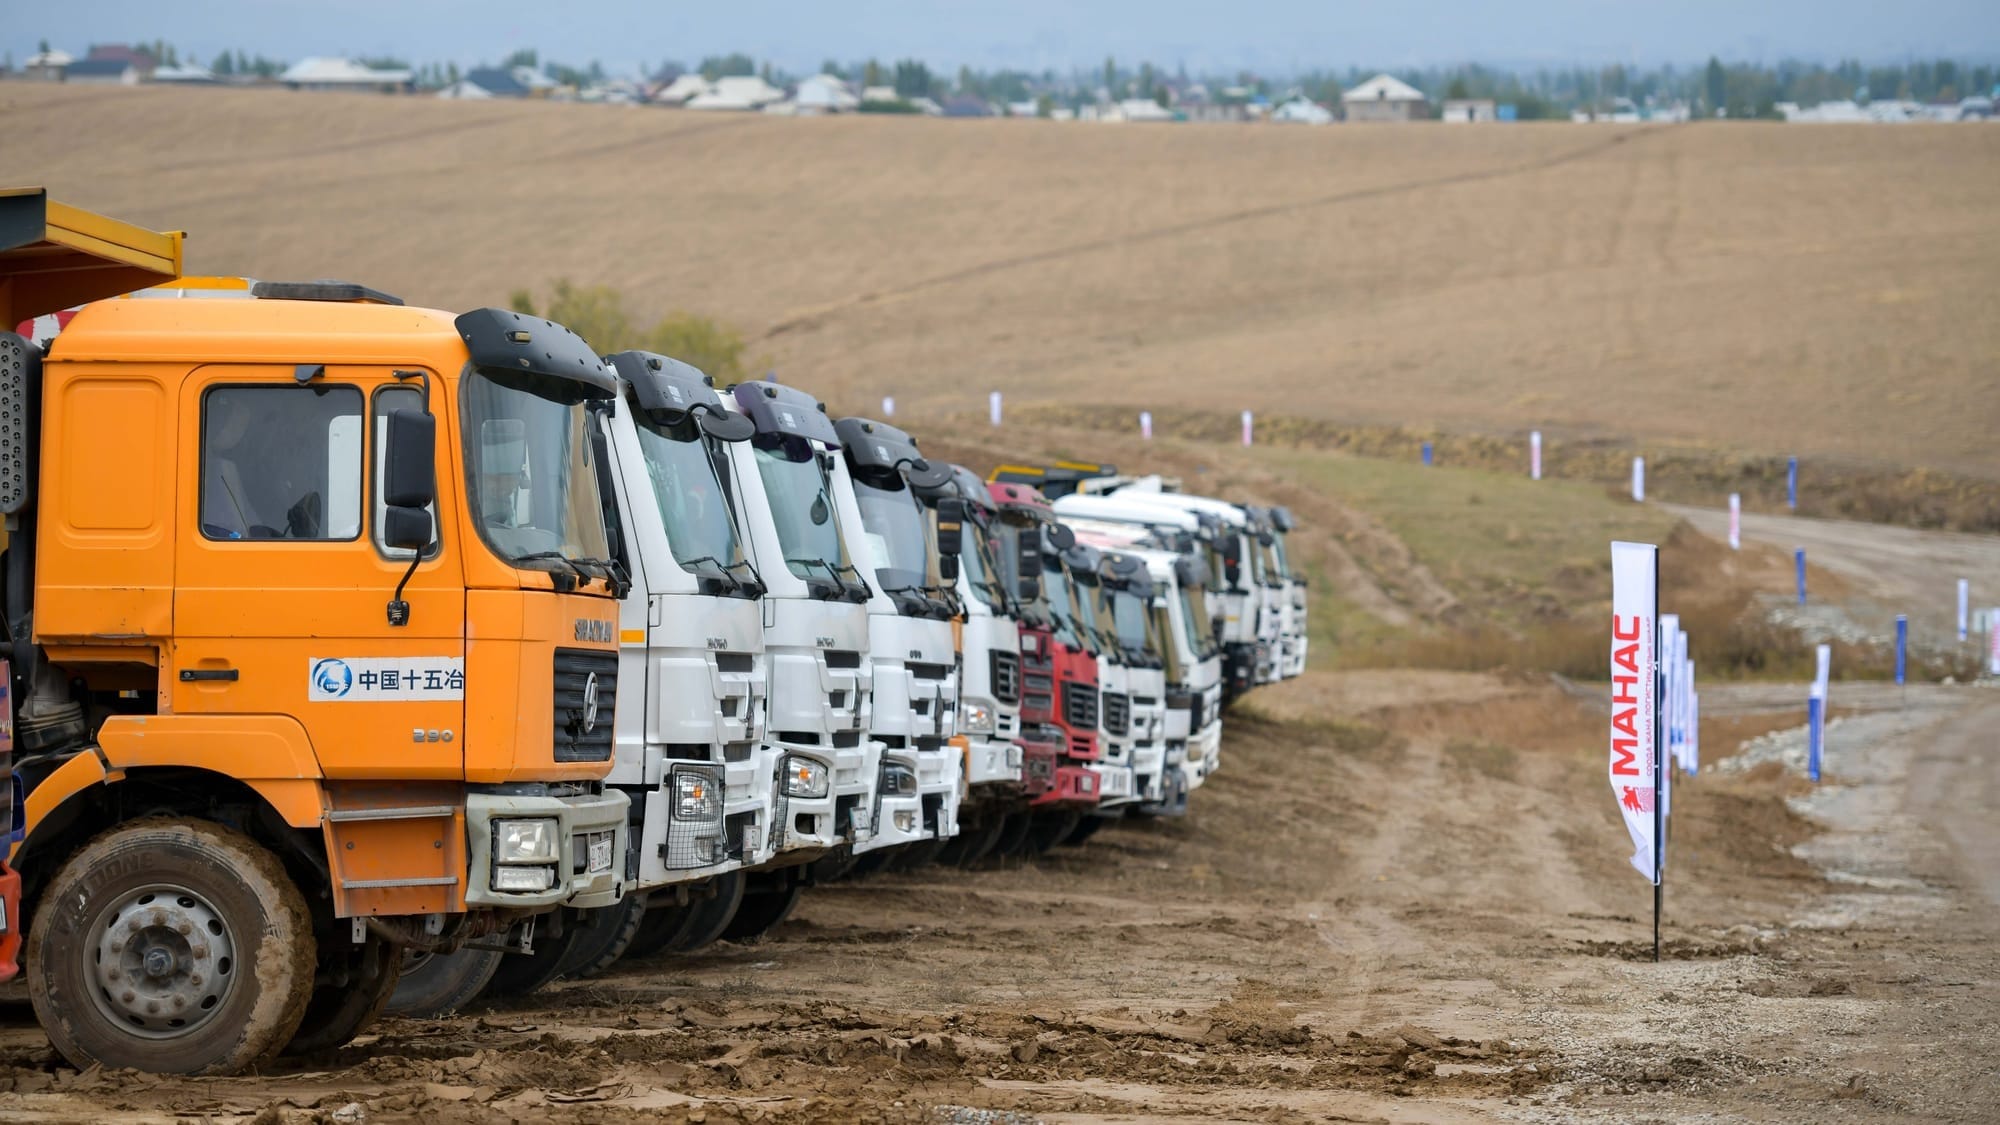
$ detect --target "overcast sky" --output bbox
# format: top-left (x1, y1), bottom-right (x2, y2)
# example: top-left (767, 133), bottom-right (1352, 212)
top-left (10, 1), bottom-right (1997, 75)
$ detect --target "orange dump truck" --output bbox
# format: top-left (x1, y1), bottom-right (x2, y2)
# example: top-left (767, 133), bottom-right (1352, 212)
top-left (0, 188), bottom-right (629, 1073)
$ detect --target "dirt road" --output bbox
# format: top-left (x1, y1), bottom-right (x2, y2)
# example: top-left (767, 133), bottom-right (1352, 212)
top-left (0, 668), bottom-right (1991, 1122)
top-left (1667, 501), bottom-right (2000, 650)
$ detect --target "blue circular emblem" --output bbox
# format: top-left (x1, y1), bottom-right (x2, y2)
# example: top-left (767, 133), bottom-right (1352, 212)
top-left (312, 658), bottom-right (355, 698)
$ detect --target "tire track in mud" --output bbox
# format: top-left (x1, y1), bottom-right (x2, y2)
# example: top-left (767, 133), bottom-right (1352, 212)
top-left (760, 124), bottom-right (1684, 340)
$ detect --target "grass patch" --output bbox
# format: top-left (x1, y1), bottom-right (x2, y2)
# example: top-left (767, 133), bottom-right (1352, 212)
top-left (1443, 739), bottom-right (1518, 782)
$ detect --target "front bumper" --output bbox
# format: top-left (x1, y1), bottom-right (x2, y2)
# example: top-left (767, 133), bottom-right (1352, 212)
top-left (464, 788), bottom-right (630, 911)
top-left (763, 739), bottom-right (878, 858)
top-left (963, 733), bottom-right (1023, 788)
top-left (0, 861), bottom-right (19, 983)
top-left (1033, 763), bottom-right (1101, 809)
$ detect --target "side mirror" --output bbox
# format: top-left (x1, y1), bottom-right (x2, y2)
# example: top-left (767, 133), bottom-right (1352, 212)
top-left (1046, 522), bottom-right (1076, 551)
top-left (934, 498), bottom-right (964, 558)
top-left (696, 406), bottom-right (756, 442)
top-left (939, 555), bottom-right (960, 583)
top-left (383, 505), bottom-right (434, 551)
top-left (384, 408), bottom-right (437, 509)
top-left (1019, 573), bottom-right (1041, 601)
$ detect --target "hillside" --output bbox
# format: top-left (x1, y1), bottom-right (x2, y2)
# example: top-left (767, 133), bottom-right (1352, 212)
top-left (5, 83), bottom-right (1998, 474)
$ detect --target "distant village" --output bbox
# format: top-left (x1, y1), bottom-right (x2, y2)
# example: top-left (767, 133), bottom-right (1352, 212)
top-left (10, 42), bottom-right (1999, 125)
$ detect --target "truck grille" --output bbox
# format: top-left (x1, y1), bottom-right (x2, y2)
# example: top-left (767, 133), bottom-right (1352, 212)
top-left (553, 648), bottom-right (617, 762)
top-left (1062, 682), bottom-right (1099, 732)
top-left (1101, 692), bottom-right (1131, 737)
top-left (990, 650), bottom-right (1021, 705)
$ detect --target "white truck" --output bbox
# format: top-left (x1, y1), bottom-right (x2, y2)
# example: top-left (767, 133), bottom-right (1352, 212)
top-left (1055, 496), bottom-right (1229, 787)
top-left (918, 466), bottom-right (1026, 865)
top-left (1085, 548), bottom-right (1173, 815)
top-left (1267, 505), bottom-right (1309, 677)
top-left (720, 380), bottom-right (879, 925)
top-left (828, 417), bottom-right (962, 869)
top-left (1061, 515), bottom-right (1224, 805)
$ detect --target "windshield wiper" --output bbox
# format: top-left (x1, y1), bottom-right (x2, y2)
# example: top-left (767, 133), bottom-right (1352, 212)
top-left (721, 558), bottom-right (766, 596)
top-left (678, 554), bottom-right (747, 593)
top-left (787, 556), bottom-right (866, 601)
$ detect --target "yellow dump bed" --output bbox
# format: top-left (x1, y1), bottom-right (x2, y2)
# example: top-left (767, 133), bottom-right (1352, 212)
top-left (0, 187), bottom-right (184, 325)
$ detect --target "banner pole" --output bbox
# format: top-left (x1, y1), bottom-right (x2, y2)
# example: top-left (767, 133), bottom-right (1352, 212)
top-left (1653, 551), bottom-right (1664, 964)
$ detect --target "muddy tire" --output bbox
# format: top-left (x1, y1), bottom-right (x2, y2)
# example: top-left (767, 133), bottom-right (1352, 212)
top-left (845, 852), bottom-right (892, 880)
top-left (886, 838), bottom-right (944, 871)
top-left (284, 933), bottom-right (402, 1055)
top-left (1061, 815), bottom-right (1106, 847)
top-left (622, 900), bottom-right (700, 961)
top-left (388, 947), bottom-right (503, 1018)
top-left (557, 897), bottom-right (647, 981)
top-left (478, 911), bottom-right (583, 1000)
top-left (1026, 810), bottom-right (1082, 855)
top-left (27, 817), bottom-right (316, 1075)
top-left (668, 870), bottom-right (746, 954)
top-left (938, 813), bottom-right (1007, 867)
top-left (720, 880), bottom-right (802, 943)
top-left (990, 810), bottom-right (1035, 859)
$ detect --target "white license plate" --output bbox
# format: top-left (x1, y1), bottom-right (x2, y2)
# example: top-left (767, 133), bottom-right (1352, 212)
top-left (587, 833), bottom-right (614, 873)
top-left (1006, 744), bottom-right (1024, 769)
top-left (1097, 769), bottom-right (1134, 797)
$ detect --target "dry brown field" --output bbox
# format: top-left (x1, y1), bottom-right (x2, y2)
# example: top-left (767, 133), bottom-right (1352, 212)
top-left (6, 82), bottom-right (1998, 476)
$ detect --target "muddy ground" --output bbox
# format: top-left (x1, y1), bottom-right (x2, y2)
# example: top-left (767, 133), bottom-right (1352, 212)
top-left (0, 660), bottom-right (1993, 1123)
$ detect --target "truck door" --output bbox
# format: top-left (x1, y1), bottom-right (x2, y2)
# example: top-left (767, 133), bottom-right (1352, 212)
top-left (172, 368), bottom-right (467, 778)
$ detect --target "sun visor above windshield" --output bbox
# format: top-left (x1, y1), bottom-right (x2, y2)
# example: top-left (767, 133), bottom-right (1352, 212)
top-left (733, 381), bottom-right (841, 446)
top-left (455, 308), bottom-right (617, 398)
top-left (835, 417), bottom-right (954, 489)
top-left (918, 464), bottom-right (998, 512)
top-left (605, 350), bottom-right (724, 419)
top-left (1101, 552), bottom-right (1156, 596)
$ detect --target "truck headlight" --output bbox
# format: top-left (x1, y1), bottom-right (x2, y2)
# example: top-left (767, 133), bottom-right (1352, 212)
top-left (783, 756), bottom-right (829, 799)
top-left (881, 762), bottom-right (918, 798)
top-left (494, 818), bottom-right (559, 863)
top-left (963, 702), bottom-right (995, 733)
top-left (492, 865), bottom-right (555, 892)
top-left (673, 769), bottom-right (721, 821)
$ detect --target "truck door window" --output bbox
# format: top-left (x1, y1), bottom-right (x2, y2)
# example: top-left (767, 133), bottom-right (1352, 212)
top-left (200, 385), bottom-right (363, 541)
top-left (372, 385), bottom-right (440, 558)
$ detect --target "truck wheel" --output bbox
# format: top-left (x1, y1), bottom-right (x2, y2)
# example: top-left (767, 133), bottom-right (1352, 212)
top-left (387, 947), bottom-right (503, 1018)
top-left (557, 896), bottom-right (647, 980)
top-left (477, 911), bottom-right (583, 1001)
top-left (27, 817), bottom-right (316, 1075)
top-left (846, 852), bottom-right (892, 880)
top-left (1061, 816), bottom-right (1105, 846)
top-left (621, 900), bottom-right (699, 961)
top-left (886, 838), bottom-right (943, 871)
top-left (284, 933), bottom-right (402, 1055)
top-left (720, 881), bottom-right (802, 943)
top-left (989, 810), bottom-right (1034, 860)
top-left (1026, 810), bottom-right (1082, 855)
top-left (940, 813), bottom-right (1007, 867)
top-left (667, 871), bottom-right (746, 954)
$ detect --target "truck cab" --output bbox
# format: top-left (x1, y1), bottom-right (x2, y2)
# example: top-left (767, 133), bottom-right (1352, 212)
top-left (724, 382), bottom-right (877, 891)
top-left (916, 465), bottom-right (1024, 865)
top-left (829, 417), bottom-right (961, 865)
top-left (0, 191), bottom-right (628, 1073)
top-left (588, 352), bottom-right (771, 959)
top-left (1268, 505), bottom-right (1309, 677)
top-left (986, 483), bottom-right (1099, 853)
top-left (1086, 548), bottom-right (1171, 814)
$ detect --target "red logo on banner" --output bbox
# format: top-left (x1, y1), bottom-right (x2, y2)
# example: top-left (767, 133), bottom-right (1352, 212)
top-left (1619, 785), bottom-right (1655, 813)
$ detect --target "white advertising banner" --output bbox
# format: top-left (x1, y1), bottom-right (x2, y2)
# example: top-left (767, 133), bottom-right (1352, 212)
top-left (1632, 457), bottom-right (1646, 502)
top-left (1659, 614), bottom-right (1680, 769)
top-left (1728, 493), bottom-right (1741, 550)
top-left (989, 391), bottom-right (1002, 427)
top-left (1530, 430), bottom-right (1542, 480)
top-left (1610, 541), bottom-right (1660, 884)
top-left (1990, 611), bottom-right (2000, 676)
top-left (1958, 578), bottom-right (1970, 641)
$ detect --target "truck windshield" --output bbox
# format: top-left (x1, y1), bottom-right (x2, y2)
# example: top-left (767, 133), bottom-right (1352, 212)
top-left (1151, 601), bottom-right (1180, 680)
top-left (1179, 582), bottom-right (1214, 660)
top-left (464, 368), bottom-right (610, 571)
top-left (1270, 532), bottom-right (1292, 579)
top-left (852, 477), bottom-right (933, 600)
top-left (633, 413), bottom-right (748, 584)
top-left (752, 434), bottom-right (856, 592)
top-left (962, 523), bottom-right (1006, 610)
top-left (1110, 588), bottom-right (1149, 658)
top-left (1070, 571), bottom-right (1104, 651)
top-left (1041, 556), bottom-right (1083, 650)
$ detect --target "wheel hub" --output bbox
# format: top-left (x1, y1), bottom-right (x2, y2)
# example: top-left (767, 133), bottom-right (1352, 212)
top-left (89, 884), bottom-right (236, 1037)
